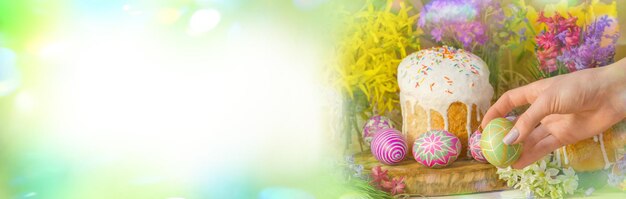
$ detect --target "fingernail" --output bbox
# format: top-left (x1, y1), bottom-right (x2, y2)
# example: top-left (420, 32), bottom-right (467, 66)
top-left (502, 128), bottom-right (519, 145)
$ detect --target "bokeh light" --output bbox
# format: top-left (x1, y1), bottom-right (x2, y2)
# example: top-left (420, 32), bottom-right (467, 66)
top-left (0, 0), bottom-right (344, 198)
top-left (0, 47), bottom-right (18, 96)
top-left (187, 8), bottom-right (221, 35)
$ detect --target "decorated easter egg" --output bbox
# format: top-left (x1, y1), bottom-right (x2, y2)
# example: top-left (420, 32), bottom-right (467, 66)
top-left (480, 118), bottom-right (522, 167)
top-left (363, 115), bottom-right (395, 145)
top-left (371, 128), bottom-right (407, 165)
top-left (412, 130), bottom-right (461, 168)
top-left (469, 130), bottom-right (487, 163)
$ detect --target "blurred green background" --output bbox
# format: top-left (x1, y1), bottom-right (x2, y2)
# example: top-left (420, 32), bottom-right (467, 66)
top-left (0, 0), bottom-right (348, 198)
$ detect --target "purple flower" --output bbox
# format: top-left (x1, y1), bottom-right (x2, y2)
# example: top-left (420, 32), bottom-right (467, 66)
top-left (345, 155), bottom-right (355, 164)
top-left (519, 28), bottom-right (527, 41)
top-left (453, 22), bottom-right (487, 48)
top-left (618, 154), bottom-right (626, 171)
top-left (418, 0), bottom-right (478, 27)
top-left (431, 28), bottom-right (443, 42)
top-left (419, 0), bottom-right (520, 52)
top-left (556, 15), bottom-right (618, 72)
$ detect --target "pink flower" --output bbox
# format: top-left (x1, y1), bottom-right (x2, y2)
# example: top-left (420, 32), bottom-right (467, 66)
top-left (561, 13), bottom-right (579, 32)
top-left (535, 12), bottom-right (582, 74)
top-left (538, 12), bottom-right (578, 34)
top-left (381, 177), bottom-right (406, 195)
top-left (370, 166), bottom-right (406, 195)
top-left (537, 11), bottom-right (551, 24)
top-left (536, 32), bottom-right (558, 49)
top-left (371, 166), bottom-right (389, 186)
top-left (537, 11), bottom-right (578, 33)
top-left (537, 45), bottom-right (559, 73)
top-left (562, 26), bottom-right (580, 48)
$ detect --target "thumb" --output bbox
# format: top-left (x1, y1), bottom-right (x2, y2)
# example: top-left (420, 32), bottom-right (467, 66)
top-left (503, 95), bottom-right (552, 145)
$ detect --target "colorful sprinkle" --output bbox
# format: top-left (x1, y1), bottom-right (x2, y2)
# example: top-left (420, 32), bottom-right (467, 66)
top-left (443, 76), bottom-right (453, 85)
top-left (403, 46), bottom-right (486, 93)
top-left (442, 47), bottom-right (454, 59)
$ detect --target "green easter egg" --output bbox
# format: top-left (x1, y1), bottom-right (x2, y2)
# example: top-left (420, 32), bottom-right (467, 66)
top-left (480, 118), bottom-right (522, 167)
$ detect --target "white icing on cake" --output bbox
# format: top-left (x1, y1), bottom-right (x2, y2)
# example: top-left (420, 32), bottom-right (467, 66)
top-left (557, 134), bottom-right (610, 169)
top-left (555, 147), bottom-right (561, 167)
top-left (398, 46), bottom-right (494, 146)
top-left (592, 134), bottom-right (610, 169)
top-left (562, 147), bottom-right (569, 165)
top-left (554, 147), bottom-right (569, 167)
top-left (599, 133), bottom-right (610, 169)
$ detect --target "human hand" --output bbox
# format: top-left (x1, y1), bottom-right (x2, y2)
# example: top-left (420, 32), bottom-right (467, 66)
top-left (481, 58), bottom-right (626, 169)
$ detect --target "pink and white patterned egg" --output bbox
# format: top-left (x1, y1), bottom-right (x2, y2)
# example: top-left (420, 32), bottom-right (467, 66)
top-left (412, 130), bottom-right (461, 168)
top-left (469, 130), bottom-right (487, 163)
top-left (363, 115), bottom-right (395, 146)
top-left (371, 128), bottom-right (407, 165)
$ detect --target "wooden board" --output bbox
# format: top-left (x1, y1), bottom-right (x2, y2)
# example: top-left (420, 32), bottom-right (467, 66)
top-left (354, 152), bottom-right (509, 196)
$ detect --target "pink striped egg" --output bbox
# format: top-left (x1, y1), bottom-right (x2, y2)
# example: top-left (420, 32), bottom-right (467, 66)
top-left (469, 130), bottom-right (487, 163)
top-left (371, 128), bottom-right (407, 165)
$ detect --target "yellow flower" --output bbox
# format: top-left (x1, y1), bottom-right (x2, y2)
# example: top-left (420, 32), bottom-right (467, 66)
top-left (330, 0), bottom-right (420, 114)
top-left (523, 0), bottom-right (616, 29)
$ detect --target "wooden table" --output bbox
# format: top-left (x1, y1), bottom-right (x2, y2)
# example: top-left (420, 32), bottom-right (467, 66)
top-left (355, 152), bottom-right (508, 196)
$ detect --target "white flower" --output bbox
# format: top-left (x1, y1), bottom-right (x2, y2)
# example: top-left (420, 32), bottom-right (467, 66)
top-left (532, 160), bottom-right (547, 173)
top-left (546, 168), bottom-right (561, 184)
top-left (495, 155), bottom-right (579, 199)
top-left (557, 167), bottom-right (578, 194)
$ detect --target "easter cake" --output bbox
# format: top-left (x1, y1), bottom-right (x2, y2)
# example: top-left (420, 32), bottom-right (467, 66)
top-left (553, 130), bottom-right (622, 171)
top-left (350, 46), bottom-right (507, 196)
top-left (397, 46), bottom-right (493, 159)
